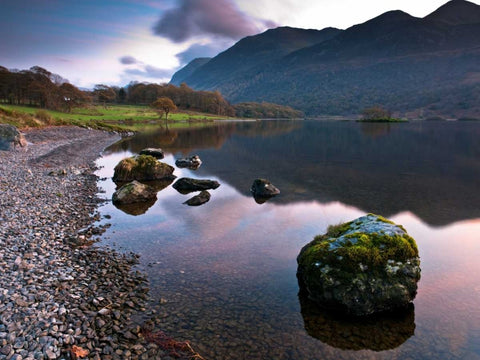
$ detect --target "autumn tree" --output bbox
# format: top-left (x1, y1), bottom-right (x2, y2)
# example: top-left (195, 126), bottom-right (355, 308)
top-left (151, 97), bottom-right (177, 120)
top-left (93, 84), bottom-right (116, 108)
top-left (361, 106), bottom-right (392, 121)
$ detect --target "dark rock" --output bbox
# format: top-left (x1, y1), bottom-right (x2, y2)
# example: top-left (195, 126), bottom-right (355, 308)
top-left (139, 148), bottom-right (164, 159)
top-left (172, 178), bottom-right (220, 194)
top-left (112, 180), bottom-right (157, 205)
top-left (250, 178), bottom-right (280, 199)
top-left (0, 124), bottom-right (27, 150)
top-left (112, 155), bottom-right (175, 182)
top-left (183, 191), bottom-right (211, 206)
top-left (175, 155), bottom-right (202, 170)
top-left (297, 214), bottom-right (421, 316)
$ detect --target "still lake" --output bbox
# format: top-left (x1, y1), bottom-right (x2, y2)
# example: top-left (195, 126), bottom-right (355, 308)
top-left (96, 120), bottom-right (480, 360)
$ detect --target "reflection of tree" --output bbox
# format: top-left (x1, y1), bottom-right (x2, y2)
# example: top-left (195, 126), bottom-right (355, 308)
top-left (299, 291), bottom-right (415, 351)
top-left (104, 121), bottom-right (302, 156)
top-left (359, 122), bottom-right (392, 139)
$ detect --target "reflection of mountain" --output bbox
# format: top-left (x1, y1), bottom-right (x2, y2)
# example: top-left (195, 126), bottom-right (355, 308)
top-left (106, 121), bottom-right (480, 226)
top-left (299, 292), bottom-right (415, 351)
top-left (104, 121), bottom-right (302, 156)
top-left (191, 121), bottom-right (480, 226)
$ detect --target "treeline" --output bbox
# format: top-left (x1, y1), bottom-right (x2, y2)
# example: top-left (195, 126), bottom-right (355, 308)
top-left (0, 66), bottom-right (304, 118)
top-left (126, 82), bottom-right (234, 116)
top-left (234, 102), bottom-right (304, 119)
top-left (0, 66), bottom-right (89, 112)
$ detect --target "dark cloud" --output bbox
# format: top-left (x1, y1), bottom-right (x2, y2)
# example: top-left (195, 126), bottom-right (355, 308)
top-left (153, 0), bottom-right (269, 43)
top-left (119, 55), bottom-right (138, 65)
top-left (176, 41), bottom-right (231, 65)
top-left (125, 65), bottom-right (172, 79)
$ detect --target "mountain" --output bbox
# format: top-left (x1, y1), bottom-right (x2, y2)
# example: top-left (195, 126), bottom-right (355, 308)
top-left (170, 26), bottom-right (342, 90)
top-left (170, 57), bottom-right (211, 86)
top-left (171, 0), bottom-right (480, 119)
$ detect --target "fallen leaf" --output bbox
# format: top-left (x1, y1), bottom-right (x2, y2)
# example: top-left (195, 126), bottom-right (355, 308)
top-left (72, 345), bottom-right (89, 358)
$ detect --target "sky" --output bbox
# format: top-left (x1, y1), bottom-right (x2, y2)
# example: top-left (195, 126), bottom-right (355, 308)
top-left (1, 0), bottom-right (479, 88)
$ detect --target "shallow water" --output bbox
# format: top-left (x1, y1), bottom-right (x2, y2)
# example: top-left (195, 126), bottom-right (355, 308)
top-left (96, 120), bottom-right (480, 359)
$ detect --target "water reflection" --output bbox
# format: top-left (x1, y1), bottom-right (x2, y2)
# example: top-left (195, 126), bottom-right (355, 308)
top-left (299, 292), bottom-right (415, 351)
top-left (109, 120), bottom-right (480, 226)
top-left (96, 120), bottom-right (480, 360)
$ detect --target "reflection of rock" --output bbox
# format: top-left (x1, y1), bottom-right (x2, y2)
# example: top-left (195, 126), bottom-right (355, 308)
top-left (250, 178), bottom-right (280, 202)
top-left (183, 191), bottom-right (211, 206)
top-left (297, 214), bottom-right (421, 316)
top-left (140, 148), bottom-right (164, 159)
top-left (113, 199), bottom-right (157, 216)
top-left (112, 180), bottom-right (157, 205)
top-left (0, 124), bottom-right (27, 150)
top-left (175, 155), bottom-right (202, 170)
top-left (112, 155), bottom-right (175, 182)
top-left (299, 291), bottom-right (415, 351)
top-left (172, 178), bottom-right (220, 194)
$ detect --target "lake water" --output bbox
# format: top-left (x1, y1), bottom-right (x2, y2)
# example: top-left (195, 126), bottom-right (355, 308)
top-left (95, 120), bottom-right (480, 360)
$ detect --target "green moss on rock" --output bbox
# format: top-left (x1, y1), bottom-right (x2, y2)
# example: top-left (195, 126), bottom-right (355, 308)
top-left (297, 214), bottom-right (421, 316)
top-left (113, 155), bottom-right (175, 182)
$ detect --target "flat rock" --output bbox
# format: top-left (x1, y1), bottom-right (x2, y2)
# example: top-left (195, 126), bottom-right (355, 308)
top-left (183, 191), bottom-right (211, 206)
top-left (172, 178), bottom-right (220, 194)
top-left (139, 148), bottom-right (164, 159)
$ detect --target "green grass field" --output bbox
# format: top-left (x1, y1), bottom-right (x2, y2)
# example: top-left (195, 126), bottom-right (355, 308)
top-left (0, 104), bottom-right (235, 131)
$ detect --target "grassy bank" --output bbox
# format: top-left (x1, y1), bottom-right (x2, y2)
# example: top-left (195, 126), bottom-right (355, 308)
top-left (0, 104), bottom-right (235, 131)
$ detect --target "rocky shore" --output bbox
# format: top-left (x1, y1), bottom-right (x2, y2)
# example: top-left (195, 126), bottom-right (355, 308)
top-left (0, 127), bottom-right (199, 359)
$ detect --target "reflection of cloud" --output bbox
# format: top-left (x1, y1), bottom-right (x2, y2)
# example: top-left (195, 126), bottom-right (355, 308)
top-left (153, 0), bottom-right (275, 43)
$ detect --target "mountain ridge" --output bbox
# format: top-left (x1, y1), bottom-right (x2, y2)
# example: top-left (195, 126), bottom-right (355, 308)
top-left (170, 0), bottom-right (480, 118)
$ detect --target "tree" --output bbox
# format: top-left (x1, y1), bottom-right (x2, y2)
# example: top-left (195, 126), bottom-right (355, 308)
top-left (93, 84), bottom-right (116, 108)
top-left (361, 106), bottom-right (392, 120)
top-left (151, 97), bottom-right (177, 120)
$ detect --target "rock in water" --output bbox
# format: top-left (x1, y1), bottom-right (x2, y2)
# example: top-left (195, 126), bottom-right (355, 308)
top-left (250, 179), bottom-right (280, 199)
top-left (0, 124), bottom-right (27, 150)
top-left (172, 178), bottom-right (220, 193)
top-left (113, 155), bottom-right (175, 182)
top-left (175, 155), bottom-right (202, 170)
top-left (112, 180), bottom-right (157, 205)
top-left (139, 148), bottom-right (164, 159)
top-left (183, 191), bottom-right (211, 206)
top-left (297, 214), bottom-right (421, 316)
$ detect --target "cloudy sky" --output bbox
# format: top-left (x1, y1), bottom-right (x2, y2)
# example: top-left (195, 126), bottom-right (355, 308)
top-left (1, 0), bottom-right (478, 88)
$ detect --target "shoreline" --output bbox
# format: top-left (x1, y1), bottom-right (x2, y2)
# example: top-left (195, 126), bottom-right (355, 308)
top-left (0, 126), bottom-right (200, 359)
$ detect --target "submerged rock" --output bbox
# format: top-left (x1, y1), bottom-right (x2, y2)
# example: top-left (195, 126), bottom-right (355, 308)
top-left (172, 178), bottom-right (220, 194)
top-left (0, 124), bottom-right (27, 150)
top-left (112, 180), bottom-right (157, 205)
top-left (297, 214), bottom-right (421, 316)
top-left (175, 155), bottom-right (202, 170)
top-left (250, 178), bottom-right (280, 201)
top-left (112, 155), bottom-right (175, 182)
top-left (183, 190), bottom-right (211, 206)
top-left (139, 148), bottom-right (164, 159)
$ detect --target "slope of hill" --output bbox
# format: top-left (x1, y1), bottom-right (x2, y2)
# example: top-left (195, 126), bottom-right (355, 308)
top-left (171, 26), bottom-right (342, 90)
top-left (170, 57), bottom-right (211, 85)
top-left (172, 0), bottom-right (480, 119)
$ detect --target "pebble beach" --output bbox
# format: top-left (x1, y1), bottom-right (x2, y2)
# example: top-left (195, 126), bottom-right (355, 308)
top-left (0, 127), bottom-right (199, 360)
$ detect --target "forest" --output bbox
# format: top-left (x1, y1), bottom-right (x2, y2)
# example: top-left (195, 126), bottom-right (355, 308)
top-left (0, 66), bottom-right (302, 119)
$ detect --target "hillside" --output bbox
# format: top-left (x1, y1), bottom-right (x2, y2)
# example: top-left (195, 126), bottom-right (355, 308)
top-left (172, 0), bottom-right (480, 119)
top-left (170, 57), bottom-right (211, 86)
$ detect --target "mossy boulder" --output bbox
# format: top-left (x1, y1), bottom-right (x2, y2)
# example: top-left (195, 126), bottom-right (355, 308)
top-left (0, 124), bottom-right (27, 150)
top-left (297, 214), bottom-right (421, 316)
top-left (112, 180), bottom-right (157, 205)
top-left (112, 155), bottom-right (175, 182)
